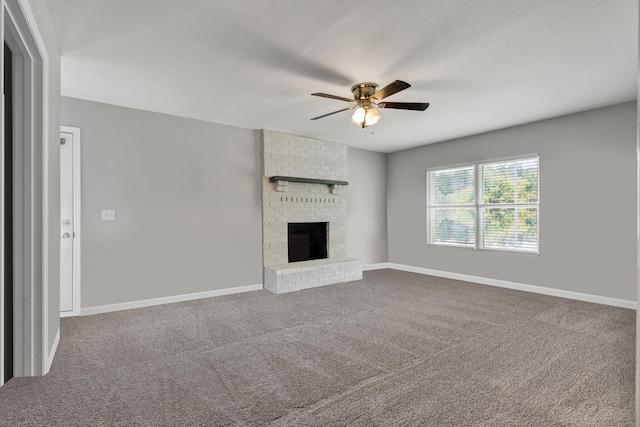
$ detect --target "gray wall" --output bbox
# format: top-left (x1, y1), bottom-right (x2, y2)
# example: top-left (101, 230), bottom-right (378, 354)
top-left (62, 98), bottom-right (635, 306)
top-left (348, 147), bottom-right (388, 264)
top-left (61, 97), bottom-right (263, 308)
top-left (387, 102), bottom-right (637, 301)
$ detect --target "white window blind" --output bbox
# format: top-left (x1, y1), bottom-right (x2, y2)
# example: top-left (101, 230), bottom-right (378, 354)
top-left (427, 156), bottom-right (539, 254)
top-left (427, 165), bottom-right (476, 247)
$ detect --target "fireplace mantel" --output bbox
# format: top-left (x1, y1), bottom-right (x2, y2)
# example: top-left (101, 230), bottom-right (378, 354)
top-left (269, 176), bottom-right (349, 186)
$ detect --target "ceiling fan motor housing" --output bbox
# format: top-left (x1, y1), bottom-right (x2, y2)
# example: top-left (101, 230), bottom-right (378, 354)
top-left (351, 82), bottom-right (379, 101)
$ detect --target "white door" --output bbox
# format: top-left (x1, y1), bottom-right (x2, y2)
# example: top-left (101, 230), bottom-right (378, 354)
top-left (60, 126), bottom-right (81, 316)
top-left (60, 131), bottom-right (74, 312)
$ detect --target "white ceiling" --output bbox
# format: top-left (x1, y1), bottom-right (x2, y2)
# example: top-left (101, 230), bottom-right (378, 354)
top-left (45, 0), bottom-right (637, 153)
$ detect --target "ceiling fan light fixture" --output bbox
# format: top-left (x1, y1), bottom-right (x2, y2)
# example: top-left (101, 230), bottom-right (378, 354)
top-left (350, 105), bottom-right (381, 128)
top-left (364, 107), bottom-right (381, 126)
top-left (351, 106), bottom-right (366, 124)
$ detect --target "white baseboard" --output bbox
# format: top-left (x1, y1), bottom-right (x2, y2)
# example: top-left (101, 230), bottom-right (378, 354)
top-left (60, 308), bottom-right (81, 318)
top-left (81, 284), bottom-right (264, 316)
top-left (363, 262), bottom-right (394, 271)
top-left (363, 263), bottom-right (637, 309)
top-left (78, 263), bottom-right (636, 315)
top-left (44, 327), bottom-right (60, 375)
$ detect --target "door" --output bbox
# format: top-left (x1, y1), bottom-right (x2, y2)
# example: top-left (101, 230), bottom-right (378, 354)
top-left (60, 131), bottom-right (73, 312)
top-left (60, 126), bottom-right (80, 316)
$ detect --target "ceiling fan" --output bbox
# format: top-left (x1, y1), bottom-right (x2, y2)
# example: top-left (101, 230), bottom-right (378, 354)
top-left (311, 80), bottom-right (429, 128)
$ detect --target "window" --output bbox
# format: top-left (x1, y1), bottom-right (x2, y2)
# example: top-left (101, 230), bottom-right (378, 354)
top-left (427, 156), bottom-right (539, 253)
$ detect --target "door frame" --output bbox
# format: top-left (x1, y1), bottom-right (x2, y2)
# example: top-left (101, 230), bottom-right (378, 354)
top-left (60, 126), bottom-right (80, 318)
top-left (0, 0), bottom-right (48, 385)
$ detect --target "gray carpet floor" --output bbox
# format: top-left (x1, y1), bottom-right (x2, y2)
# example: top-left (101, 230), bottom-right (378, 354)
top-left (0, 269), bottom-right (634, 426)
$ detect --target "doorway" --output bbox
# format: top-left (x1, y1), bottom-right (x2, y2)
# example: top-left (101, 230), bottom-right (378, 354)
top-left (0, 0), bottom-right (51, 385)
top-left (3, 41), bottom-right (13, 384)
top-left (60, 126), bottom-right (81, 317)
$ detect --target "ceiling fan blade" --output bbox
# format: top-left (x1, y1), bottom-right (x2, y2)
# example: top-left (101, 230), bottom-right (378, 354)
top-left (311, 92), bottom-right (356, 103)
top-left (311, 106), bottom-right (355, 120)
top-left (371, 80), bottom-right (411, 101)
top-left (378, 102), bottom-right (429, 111)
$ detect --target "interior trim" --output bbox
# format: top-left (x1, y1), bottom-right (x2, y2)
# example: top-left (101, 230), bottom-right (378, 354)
top-left (2, 0), bottom-right (49, 379)
top-left (363, 263), bottom-right (637, 309)
top-left (43, 327), bottom-right (59, 374)
top-left (81, 284), bottom-right (264, 316)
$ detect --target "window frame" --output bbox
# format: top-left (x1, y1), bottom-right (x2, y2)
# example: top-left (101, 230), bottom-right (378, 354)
top-left (426, 154), bottom-right (540, 255)
top-left (426, 162), bottom-right (476, 249)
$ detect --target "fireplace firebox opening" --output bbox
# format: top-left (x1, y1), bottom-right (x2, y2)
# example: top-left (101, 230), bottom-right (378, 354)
top-left (288, 222), bottom-right (328, 263)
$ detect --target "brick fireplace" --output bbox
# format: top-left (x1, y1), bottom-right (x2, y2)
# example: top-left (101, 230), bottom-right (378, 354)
top-left (261, 130), bottom-right (362, 294)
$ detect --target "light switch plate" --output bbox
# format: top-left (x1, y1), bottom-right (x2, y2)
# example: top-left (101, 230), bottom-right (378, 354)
top-left (101, 209), bottom-right (116, 221)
